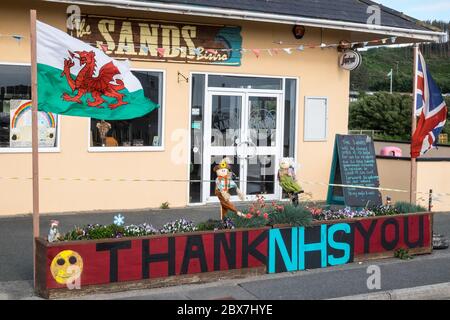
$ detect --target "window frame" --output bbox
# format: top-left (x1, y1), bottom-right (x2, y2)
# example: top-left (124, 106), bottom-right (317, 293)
top-left (0, 61), bottom-right (62, 154)
top-left (87, 68), bottom-right (166, 153)
top-left (303, 96), bottom-right (329, 142)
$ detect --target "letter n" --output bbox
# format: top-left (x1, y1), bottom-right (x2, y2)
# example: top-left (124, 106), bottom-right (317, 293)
top-left (268, 228), bottom-right (298, 274)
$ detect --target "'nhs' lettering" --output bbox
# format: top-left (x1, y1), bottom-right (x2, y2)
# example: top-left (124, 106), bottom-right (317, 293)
top-left (268, 224), bottom-right (354, 273)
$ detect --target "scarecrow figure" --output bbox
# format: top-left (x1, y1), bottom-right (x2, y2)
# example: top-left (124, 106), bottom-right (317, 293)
top-left (214, 158), bottom-right (245, 220)
top-left (278, 158), bottom-right (303, 206)
top-left (48, 220), bottom-right (61, 243)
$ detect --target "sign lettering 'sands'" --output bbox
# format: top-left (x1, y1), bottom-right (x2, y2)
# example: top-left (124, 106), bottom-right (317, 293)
top-left (70, 16), bottom-right (242, 65)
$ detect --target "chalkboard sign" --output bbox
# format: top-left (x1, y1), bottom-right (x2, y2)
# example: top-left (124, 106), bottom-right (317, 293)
top-left (327, 134), bottom-right (382, 207)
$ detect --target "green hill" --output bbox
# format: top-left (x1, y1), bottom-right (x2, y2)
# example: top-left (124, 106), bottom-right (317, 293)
top-left (351, 21), bottom-right (450, 94)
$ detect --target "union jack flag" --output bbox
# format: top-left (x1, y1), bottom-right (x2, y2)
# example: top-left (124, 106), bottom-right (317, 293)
top-left (411, 50), bottom-right (448, 158)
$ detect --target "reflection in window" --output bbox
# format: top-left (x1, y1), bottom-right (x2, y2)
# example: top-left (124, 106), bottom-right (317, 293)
top-left (190, 74), bottom-right (205, 203)
top-left (284, 79), bottom-right (297, 157)
top-left (90, 71), bottom-right (163, 148)
top-left (211, 95), bottom-right (241, 147)
top-left (0, 64), bottom-right (58, 148)
top-left (248, 96), bottom-right (277, 147)
top-left (247, 155), bottom-right (275, 195)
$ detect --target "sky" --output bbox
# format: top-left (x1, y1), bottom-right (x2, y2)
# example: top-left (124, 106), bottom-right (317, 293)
top-left (375, 0), bottom-right (450, 21)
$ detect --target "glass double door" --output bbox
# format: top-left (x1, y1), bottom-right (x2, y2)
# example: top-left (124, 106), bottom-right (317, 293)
top-left (203, 91), bottom-right (283, 203)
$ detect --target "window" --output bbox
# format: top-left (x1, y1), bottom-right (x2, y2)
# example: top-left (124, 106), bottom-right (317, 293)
top-left (189, 74), bottom-right (206, 203)
top-left (208, 75), bottom-right (282, 90)
top-left (0, 64), bottom-right (59, 150)
top-left (304, 97), bottom-right (328, 141)
top-left (283, 78), bottom-right (297, 157)
top-left (89, 70), bottom-right (164, 150)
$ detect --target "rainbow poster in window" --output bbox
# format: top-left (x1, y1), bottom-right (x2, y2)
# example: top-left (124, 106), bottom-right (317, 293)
top-left (9, 100), bottom-right (57, 148)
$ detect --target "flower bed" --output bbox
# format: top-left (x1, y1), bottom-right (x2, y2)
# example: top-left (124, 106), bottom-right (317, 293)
top-left (36, 198), bottom-right (433, 298)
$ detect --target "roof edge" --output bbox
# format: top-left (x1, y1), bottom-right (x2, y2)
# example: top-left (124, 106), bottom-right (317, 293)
top-left (46, 0), bottom-right (447, 42)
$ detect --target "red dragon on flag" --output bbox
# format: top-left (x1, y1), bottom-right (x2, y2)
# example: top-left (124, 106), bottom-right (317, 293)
top-left (60, 50), bottom-right (128, 109)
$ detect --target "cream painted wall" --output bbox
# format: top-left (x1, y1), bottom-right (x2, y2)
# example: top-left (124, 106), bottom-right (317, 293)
top-left (377, 158), bottom-right (450, 212)
top-left (0, 0), bottom-right (350, 215)
top-left (377, 158), bottom-right (411, 204)
top-left (417, 161), bottom-right (450, 212)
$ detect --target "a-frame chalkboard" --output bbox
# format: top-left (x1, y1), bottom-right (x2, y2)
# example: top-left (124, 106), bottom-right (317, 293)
top-left (326, 134), bottom-right (382, 207)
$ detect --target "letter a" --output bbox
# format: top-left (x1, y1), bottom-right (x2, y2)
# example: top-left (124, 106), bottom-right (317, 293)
top-left (366, 265), bottom-right (381, 290)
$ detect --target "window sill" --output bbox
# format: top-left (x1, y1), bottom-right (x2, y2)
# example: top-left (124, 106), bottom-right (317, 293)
top-left (88, 146), bottom-right (165, 153)
top-left (0, 147), bottom-right (60, 154)
top-left (303, 139), bottom-right (328, 142)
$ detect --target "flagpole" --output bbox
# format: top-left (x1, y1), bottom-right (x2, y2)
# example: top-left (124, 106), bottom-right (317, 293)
top-left (30, 9), bottom-right (40, 289)
top-left (390, 69), bottom-right (393, 94)
top-left (410, 43), bottom-right (419, 204)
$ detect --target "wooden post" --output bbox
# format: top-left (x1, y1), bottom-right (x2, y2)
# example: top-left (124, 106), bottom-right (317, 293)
top-left (30, 9), bottom-right (39, 288)
top-left (410, 44), bottom-right (419, 204)
top-left (428, 189), bottom-right (433, 212)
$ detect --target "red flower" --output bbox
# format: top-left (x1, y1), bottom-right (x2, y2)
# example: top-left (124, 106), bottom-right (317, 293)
top-left (263, 213), bottom-right (269, 219)
top-left (256, 210), bottom-right (261, 216)
top-left (246, 213), bottom-right (252, 219)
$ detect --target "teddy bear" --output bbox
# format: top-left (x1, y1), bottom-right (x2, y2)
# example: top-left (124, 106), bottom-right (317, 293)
top-left (214, 158), bottom-right (245, 220)
top-left (278, 157), bottom-right (303, 206)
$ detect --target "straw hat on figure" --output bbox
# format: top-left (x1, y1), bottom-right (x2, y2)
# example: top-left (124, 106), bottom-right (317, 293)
top-left (278, 158), bottom-right (304, 206)
top-left (214, 158), bottom-right (245, 220)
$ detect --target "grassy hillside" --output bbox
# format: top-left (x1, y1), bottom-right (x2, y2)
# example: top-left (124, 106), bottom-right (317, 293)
top-left (351, 46), bottom-right (450, 93)
top-left (351, 20), bottom-right (450, 94)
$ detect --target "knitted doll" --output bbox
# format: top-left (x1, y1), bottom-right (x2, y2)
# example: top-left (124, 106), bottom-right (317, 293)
top-left (278, 158), bottom-right (303, 206)
top-left (214, 158), bottom-right (245, 220)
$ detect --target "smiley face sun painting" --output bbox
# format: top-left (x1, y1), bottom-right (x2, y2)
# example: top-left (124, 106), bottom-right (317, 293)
top-left (50, 250), bottom-right (84, 285)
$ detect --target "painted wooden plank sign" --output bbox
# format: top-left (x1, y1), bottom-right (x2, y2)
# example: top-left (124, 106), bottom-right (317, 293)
top-left (36, 213), bottom-right (432, 298)
top-left (69, 15), bottom-right (243, 65)
top-left (327, 134), bottom-right (383, 207)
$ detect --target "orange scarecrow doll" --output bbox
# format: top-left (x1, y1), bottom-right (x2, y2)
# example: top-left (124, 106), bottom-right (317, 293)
top-left (214, 158), bottom-right (245, 220)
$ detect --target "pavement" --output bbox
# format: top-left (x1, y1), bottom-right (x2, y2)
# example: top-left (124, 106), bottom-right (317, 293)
top-left (0, 207), bottom-right (449, 300)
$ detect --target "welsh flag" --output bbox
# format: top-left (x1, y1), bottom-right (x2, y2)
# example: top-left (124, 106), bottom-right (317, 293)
top-left (37, 21), bottom-right (158, 120)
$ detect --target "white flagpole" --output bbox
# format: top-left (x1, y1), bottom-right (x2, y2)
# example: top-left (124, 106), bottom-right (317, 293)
top-left (410, 44), bottom-right (419, 204)
top-left (30, 9), bottom-right (40, 288)
top-left (389, 69), bottom-right (393, 94)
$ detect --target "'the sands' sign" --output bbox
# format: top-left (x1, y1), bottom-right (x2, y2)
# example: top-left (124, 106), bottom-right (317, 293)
top-left (69, 15), bottom-right (242, 65)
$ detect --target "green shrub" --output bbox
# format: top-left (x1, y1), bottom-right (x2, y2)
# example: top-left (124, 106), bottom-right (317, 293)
top-left (160, 202), bottom-right (170, 209)
top-left (371, 205), bottom-right (399, 216)
top-left (61, 223), bottom-right (158, 241)
top-left (86, 224), bottom-right (124, 239)
top-left (394, 202), bottom-right (427, 213)
top-left (394, 248), bottom-right (413, 260)
top-left (196, 219), bottom-right (225, 231)
top-left (269, 204), bottom-right (313, 227)
top-left (226, 211), bottom-right (268, 229)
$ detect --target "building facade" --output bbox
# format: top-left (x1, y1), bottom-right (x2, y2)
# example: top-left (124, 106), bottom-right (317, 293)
top-left (0, 0), bottom-right (443, 215)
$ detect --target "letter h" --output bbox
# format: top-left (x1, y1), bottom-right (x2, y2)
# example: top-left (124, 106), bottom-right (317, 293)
top-left (298, 225), bottom-right (327, 270)
top-left (142, 238), bottom-right (176, 278)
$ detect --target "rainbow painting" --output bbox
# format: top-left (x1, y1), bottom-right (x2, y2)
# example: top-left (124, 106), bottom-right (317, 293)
top-left (11, 100), bottom-right (56, 129)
